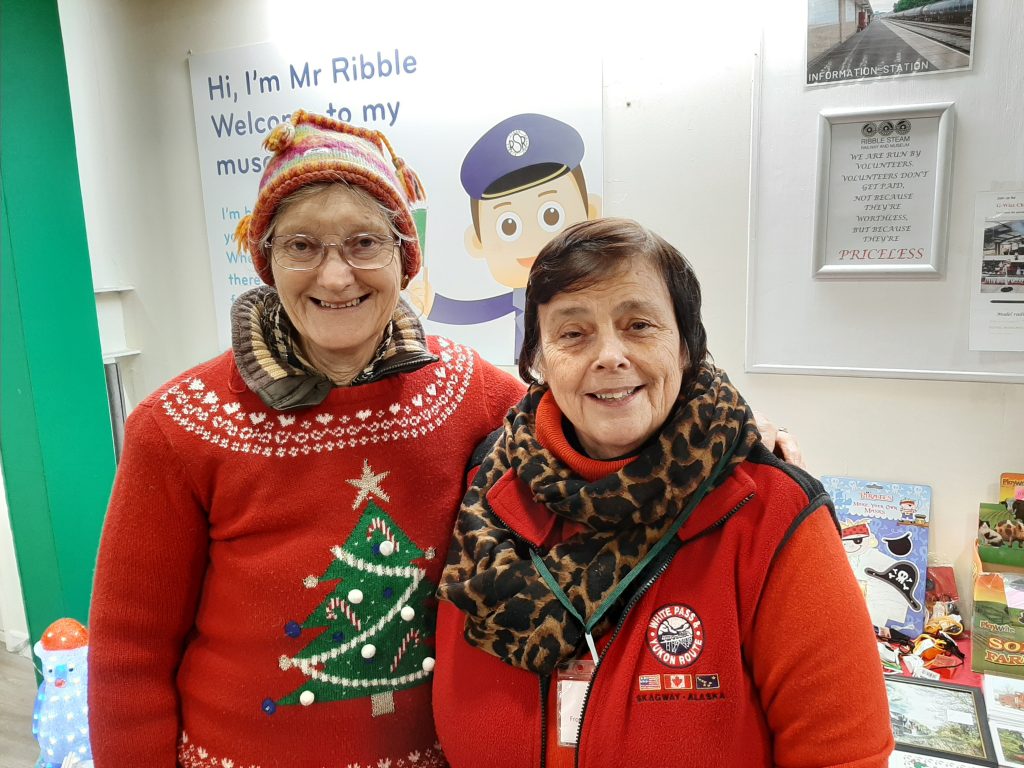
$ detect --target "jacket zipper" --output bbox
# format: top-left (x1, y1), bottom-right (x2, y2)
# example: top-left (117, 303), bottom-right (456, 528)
top-left (572, 492), bottom-right (755, 768)
top-left (539, 674), bottom-right (550, 768)
top-left (489, 498), bottom-right (552, 768)
top-left (483, 500), bottom-right (536, 552)
top-left (366, 351), bottom-right (438, 381)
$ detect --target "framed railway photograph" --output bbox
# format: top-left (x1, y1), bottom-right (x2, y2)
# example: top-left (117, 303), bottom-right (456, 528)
top-left (807, 0), bottom-right (975, 86)
top-left (890, 751), bottom-right (997, 768)
top-left (885, 677), bottom-right (997, 766)
top-left (811, 102), bottom-right (954, 279)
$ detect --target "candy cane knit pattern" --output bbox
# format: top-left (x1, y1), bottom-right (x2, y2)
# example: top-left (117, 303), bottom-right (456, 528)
top-left (325, 597), bottom-right (362, 630)
top-left (88, 337), bottom-right (526, 768)
top-left (368, 518), bottom-right (399, 552)
top-left (392, 630), bottom-right (422, 673)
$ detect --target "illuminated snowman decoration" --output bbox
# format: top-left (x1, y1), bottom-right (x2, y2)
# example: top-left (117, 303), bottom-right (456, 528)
top-left (32, 618), bottom-right (93, 768)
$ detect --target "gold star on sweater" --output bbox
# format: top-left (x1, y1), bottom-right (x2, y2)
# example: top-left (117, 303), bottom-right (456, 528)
top-left (346, 459), bottom-right (391, 509)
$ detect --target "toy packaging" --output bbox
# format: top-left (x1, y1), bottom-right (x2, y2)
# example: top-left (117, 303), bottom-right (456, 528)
top-left (822, 476), bottom-right (931, 638)
top-left (1002, 473), bottom-right (1024, 508)
top-left (924, 565), bottom-right (960, 623)
top-left (977, 472), bottom-right (1024, 568)
top-left (972, 542), bottom-right (1024, 680)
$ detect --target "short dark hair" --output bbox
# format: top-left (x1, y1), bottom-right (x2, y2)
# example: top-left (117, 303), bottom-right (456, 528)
top-left (518, 217), bottom-right (708, 384)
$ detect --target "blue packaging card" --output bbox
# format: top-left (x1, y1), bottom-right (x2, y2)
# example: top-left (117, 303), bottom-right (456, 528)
top-left (821, 476), bottom-right (932, 637)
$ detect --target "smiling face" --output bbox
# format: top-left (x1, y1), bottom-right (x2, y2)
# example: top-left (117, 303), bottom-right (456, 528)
top-left (469, 171), bottom-right (591, 289)
top-left (270, 185), bottom-right (402, 382)
top-left (536, 257), bottom-right (686, 459)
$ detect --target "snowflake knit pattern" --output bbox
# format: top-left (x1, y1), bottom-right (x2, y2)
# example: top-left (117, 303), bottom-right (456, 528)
top-left (178, 730), bottom-right (448, 768)
top-left (161, 337), bottom-right (473, 457)
top-left (88, 337), bottom-right (526, 768)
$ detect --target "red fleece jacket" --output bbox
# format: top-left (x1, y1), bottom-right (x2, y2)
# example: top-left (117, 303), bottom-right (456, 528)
top-left (434, 393), bottom-right (893, 768)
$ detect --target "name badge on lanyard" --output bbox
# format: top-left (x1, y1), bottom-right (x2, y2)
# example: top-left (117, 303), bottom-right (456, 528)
top-left (556, 658), bottom-right (596, 747)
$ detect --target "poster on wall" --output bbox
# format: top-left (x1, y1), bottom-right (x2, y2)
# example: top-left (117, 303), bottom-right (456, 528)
top-left (187, 41), bottom-right (602, 363)
top-left (969, 191), bottom-right (1024, 352)
top-left (812, 103), bottom-right (954, 278)
top-left (806, 0), bottom-right (975, 86)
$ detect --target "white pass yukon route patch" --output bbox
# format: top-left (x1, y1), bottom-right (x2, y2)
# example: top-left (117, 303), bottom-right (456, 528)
top-left (646, 604), bottom-right (703, 667)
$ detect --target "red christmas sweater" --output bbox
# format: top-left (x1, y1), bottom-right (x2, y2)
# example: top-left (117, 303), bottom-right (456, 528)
top-left (88, 338), bottom-right (525, 768)
top-left (434, 394), bottom-right (893, 768)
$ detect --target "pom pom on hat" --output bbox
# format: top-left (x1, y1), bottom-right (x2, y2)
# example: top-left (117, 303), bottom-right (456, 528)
top-left (233, 214), bottom-right (253, 254)
top-left (239, 110), bottom-right (427, 286)
top-left (263, 120), bottom-right (297, 153)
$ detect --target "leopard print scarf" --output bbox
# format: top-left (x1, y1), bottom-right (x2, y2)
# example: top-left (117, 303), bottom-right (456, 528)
top-left (438, 362), bottom-right (759, 675)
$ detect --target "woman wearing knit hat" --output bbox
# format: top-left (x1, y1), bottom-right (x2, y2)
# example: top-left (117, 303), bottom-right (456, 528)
top-left (87, 111), bottom-right (527, 767)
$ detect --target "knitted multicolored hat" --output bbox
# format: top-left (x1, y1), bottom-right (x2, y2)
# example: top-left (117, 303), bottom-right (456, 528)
top-left (234, 110), bottom-right (427, 285)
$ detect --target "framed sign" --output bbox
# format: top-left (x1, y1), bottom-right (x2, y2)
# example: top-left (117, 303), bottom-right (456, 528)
top-left (812, 102), bottom-right (955, 279)
top-left (885, 676), bottom-right (996, 766)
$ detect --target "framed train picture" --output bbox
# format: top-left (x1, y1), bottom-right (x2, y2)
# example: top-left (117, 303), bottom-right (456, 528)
top-left (890, 751), bottom-right (995, 767)
top-left (807, 0), bottom-right (975, 86)
top-left (885, 677), bottom-right (996, 766)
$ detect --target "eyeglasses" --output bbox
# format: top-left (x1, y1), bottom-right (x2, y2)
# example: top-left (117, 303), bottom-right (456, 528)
top-left (266, 233), bottom-right (398, 271)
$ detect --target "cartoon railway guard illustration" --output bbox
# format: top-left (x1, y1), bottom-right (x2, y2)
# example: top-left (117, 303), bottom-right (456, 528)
top-left (413, 113), bottom-right (600, 362)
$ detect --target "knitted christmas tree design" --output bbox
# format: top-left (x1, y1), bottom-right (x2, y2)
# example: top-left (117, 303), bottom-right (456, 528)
top-left (274, 500), bottom-right (436, 716)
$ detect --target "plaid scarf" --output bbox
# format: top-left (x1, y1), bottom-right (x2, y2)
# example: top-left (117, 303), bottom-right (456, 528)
top-left (231, 286), bottom-right (435, 410)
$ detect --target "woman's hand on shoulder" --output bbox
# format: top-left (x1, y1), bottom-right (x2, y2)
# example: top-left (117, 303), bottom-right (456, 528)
top-left (753, 411), bottom-right (806, 470)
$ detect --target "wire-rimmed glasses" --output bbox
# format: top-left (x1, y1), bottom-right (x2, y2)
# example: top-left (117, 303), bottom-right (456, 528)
top-left (266, 233), bottom-right (398, 271)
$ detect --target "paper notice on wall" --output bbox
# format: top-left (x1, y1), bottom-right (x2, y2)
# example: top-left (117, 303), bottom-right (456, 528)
top-left (187, 39), bottom-right (602, 363)
top-left (970, 191), bottom-right (1024, 352)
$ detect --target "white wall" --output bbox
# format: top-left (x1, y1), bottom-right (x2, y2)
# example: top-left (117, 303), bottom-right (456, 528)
top-left (58, 0), bottom-right (1024, 605)
top-left (0, 464), bottom-right (30, 655)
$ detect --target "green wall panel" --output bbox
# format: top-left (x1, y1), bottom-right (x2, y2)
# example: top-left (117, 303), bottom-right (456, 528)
top-left (0, 0), bottom-right (116, 640)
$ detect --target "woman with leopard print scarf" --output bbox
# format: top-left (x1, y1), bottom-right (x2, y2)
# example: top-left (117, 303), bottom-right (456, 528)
top-left (435, 218), bottom-right (892, 768)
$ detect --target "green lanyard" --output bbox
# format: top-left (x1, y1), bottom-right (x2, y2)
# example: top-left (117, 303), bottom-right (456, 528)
top-left (530, 432), bottom-right (741, 662)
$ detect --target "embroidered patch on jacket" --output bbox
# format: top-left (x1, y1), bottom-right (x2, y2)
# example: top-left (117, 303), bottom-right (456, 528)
top-left (663, 673), bottom-right (693, 690)
top-left (638, 674), bottom-right (662, 691)
top-left (160, 338), bottom-right (474, 457)
top-left (696, 673), bottom-right (720, 690)
top-left (646, 604), bottom-right (704, 667)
